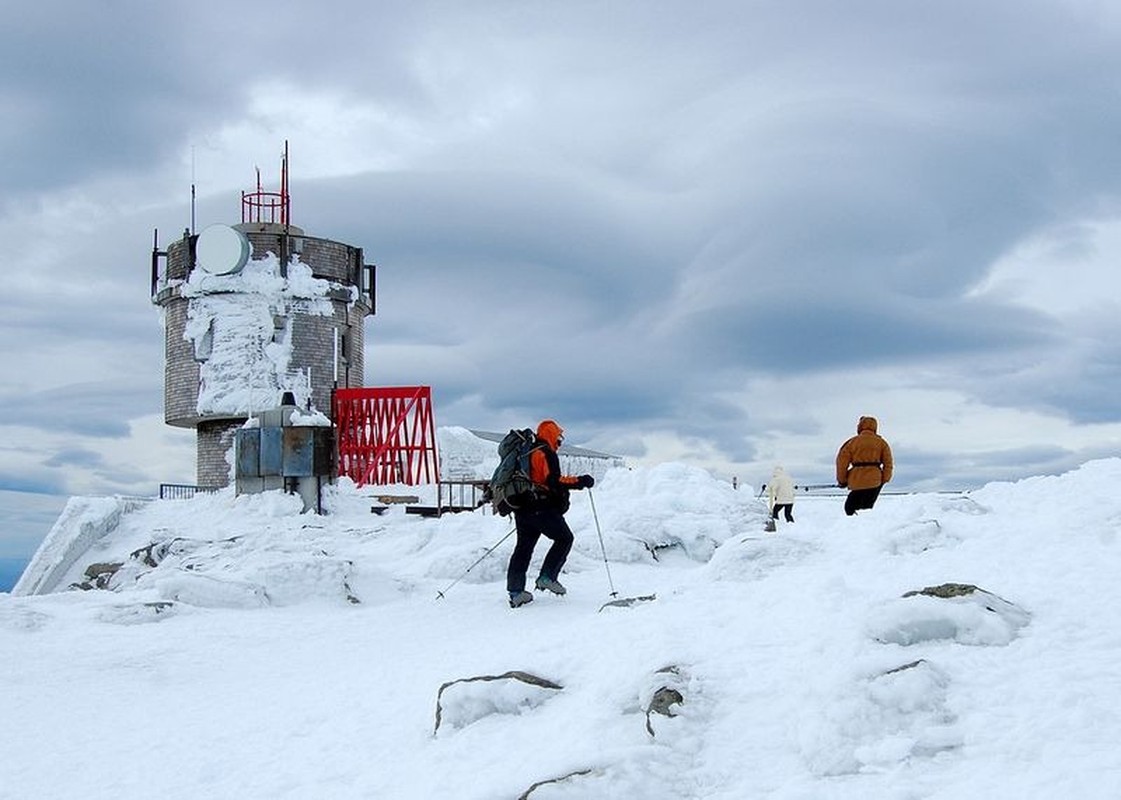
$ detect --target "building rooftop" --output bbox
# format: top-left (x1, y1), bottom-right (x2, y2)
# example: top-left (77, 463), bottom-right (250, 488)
top-left (467, 429), bottom-right (620, 460)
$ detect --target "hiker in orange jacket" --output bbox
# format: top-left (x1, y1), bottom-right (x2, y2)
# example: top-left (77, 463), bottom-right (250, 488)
top-left (836, 416), bottom-right (894, 516)
top-left (506, 419), bottom-right (594, 608)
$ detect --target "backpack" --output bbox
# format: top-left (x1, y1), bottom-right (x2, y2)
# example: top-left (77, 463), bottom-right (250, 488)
top-left (488, 428), bottom-right (544, 516)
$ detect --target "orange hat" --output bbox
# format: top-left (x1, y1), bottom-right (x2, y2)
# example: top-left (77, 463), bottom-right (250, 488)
top-left (536, 419), bottom-right (564, 448)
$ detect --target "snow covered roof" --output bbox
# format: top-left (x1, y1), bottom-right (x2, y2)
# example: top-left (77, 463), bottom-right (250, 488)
top-left (467, 428), bottom-right (620, 460)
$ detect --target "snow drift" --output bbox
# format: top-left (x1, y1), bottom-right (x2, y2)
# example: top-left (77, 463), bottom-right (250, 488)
top-left (3, 456), bottom-right (1121, 798)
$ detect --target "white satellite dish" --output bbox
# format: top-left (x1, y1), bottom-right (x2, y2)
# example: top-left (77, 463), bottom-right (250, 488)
top-left (196, 224), bottom-right (250, 275)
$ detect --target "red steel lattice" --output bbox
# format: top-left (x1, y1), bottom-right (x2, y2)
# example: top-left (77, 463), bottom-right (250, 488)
top-left (334, 386), bottom-right (440, 486)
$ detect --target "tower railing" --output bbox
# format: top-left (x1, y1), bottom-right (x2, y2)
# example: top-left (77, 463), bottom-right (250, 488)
top-left (242, 141), bottom-right (291, 226)
top-left (241, 190), bottom-right (289, 225)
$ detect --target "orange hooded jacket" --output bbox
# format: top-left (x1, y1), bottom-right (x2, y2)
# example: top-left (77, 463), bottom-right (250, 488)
top-left (835, 416), bottom-right (894, 490)
top-left (530, 420), bottom-right (582, 494)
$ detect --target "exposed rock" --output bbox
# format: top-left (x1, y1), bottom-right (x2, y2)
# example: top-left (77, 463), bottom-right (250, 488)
top-left (130, 541), bottom-right (170, 568)
top-left (433, 670), bottom-right (563, 735)
top-left (904, 583), bottom-right (1031, 627)
top-left (643, 541), bottom-right (683, 561)
top-left (646, 687), bottom-right (685, 736)
top-left (883, 658), bottom-right (927, 676)
top-left (84, 562), bottom-right (123, 579)
top-left (644, 665), bottom-right (687, 737)
top-left (517, 768), bottom-right (596, 799)
top-left (130, 536), bottom-right (242, 569)
top-left (599, 594), bottom-right (656, 612)
top-left (75, 561), bottom-right (124, 590)
top-left (903, 582), bottom-right (980, 599)
top-left (868, 582), bottom-right (1031, 646)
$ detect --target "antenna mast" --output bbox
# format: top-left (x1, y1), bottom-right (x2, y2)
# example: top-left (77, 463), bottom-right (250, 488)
top-left (282, 139), bottom-right (289, 227)
top-left (190, 145), bottom-right (197, 234)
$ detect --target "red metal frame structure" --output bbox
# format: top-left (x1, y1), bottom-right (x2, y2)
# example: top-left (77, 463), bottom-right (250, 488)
top-left (334, 386), bottom-right (440, 486)
top-left (242, 140), bottom-right (291, 226)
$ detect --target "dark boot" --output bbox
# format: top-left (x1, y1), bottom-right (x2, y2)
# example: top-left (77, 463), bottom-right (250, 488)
top-left (535, 575), bottom-right (567, 596)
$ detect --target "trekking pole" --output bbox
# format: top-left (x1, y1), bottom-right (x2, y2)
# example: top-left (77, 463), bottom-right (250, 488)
top-left (758, 483), bottom-right (776, 532)
top-left (587, 489), bottom-right (618, 598)
top-left (435, 526), bottom-right (516, 600)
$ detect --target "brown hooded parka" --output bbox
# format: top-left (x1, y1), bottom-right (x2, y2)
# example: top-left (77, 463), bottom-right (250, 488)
top-left (835, 416), bottom-right (894, 490)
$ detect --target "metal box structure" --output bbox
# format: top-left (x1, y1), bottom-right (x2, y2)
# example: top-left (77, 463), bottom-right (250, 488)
top-left (235, 396), bottom-right (335, 511)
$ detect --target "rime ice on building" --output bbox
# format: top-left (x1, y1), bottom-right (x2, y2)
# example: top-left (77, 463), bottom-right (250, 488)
top-left (151, 146), bottom-right (375, 489)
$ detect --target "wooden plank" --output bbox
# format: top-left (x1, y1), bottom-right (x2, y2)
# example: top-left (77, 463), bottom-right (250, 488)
top-left (405, 504), bottom-right (484, 518)
top-left (375, 494), bottom-right (421, 504)
top-left (405, 506), bottom-right (441, 517)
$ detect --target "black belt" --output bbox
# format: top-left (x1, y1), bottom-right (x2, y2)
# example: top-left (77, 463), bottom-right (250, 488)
top-left (852, 462), bottom-right (882, 467)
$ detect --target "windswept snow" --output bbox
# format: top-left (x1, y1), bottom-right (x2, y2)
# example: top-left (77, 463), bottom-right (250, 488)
top-left (3, 457), bottom-right (1121, 798)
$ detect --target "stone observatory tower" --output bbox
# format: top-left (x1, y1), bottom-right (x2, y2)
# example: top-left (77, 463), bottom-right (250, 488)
top-left (151, 145), bottom-right (375, 489)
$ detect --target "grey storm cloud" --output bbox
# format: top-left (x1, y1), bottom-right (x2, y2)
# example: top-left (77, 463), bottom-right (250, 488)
top-left (2, 0), bottom-right (1121, 559)
top-left (898, 442), bottom-right (1097, 493)
top-left (43, 447), bottom-right (105, 470)
top-left (974, 336), bottom-right (1121, 426)
top-left (2, 6), bottom-right (217, 193)
top-left (0, 382), bottom-right (160, 439)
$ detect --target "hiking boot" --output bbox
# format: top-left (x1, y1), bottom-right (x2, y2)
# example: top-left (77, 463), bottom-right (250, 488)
top-left (509, 591), bottom-right (534, 608)
top-left (535, 576), bottom-right (567, 596)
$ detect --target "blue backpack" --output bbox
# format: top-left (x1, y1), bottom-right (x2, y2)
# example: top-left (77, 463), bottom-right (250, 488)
top-left (489, 429), bottom-right (544, 516)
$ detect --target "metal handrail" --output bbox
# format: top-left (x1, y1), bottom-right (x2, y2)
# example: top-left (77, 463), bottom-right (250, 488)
top-left (158, 484), bottom-right (219, 500)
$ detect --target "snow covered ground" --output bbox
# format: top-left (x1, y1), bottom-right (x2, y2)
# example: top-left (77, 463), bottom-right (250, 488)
top-left (3, 454), bottom-right (1121, 798)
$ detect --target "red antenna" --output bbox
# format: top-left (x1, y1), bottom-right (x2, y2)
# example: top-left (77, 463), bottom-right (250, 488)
top-left (241, 141), bottom-right (291, 225)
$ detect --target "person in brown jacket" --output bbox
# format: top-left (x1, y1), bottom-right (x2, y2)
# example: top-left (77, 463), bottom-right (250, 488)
top-left (835, 416), bottom-right (893, 516)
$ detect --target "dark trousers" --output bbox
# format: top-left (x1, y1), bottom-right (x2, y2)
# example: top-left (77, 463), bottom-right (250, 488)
top-left (507, 508), bottom-right (574, 593)
top-left (772, 503), bottom-right (794, 522)
top-left (844, 486), bottom-right (883, 516)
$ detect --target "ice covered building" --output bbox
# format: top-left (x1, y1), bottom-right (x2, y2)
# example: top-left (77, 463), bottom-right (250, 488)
top-left (151, 148), bottom-right (375, 489)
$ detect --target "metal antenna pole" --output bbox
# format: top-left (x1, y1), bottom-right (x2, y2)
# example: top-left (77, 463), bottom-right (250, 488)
top-left (190, 145), bottom-right (196, 235)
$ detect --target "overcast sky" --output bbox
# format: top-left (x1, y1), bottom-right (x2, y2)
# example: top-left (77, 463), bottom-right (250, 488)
top-left (3, 0), bottom-right (1121, 555)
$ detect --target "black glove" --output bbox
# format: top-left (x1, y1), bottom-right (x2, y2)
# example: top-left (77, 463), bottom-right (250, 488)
top-left (577, 474), bottom-right (595, 489)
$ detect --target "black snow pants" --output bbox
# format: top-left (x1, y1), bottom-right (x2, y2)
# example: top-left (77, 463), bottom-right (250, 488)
top-left (844, 485), bottom-right (883, 516)
top-left (507, 508), bottom-right (574, 593)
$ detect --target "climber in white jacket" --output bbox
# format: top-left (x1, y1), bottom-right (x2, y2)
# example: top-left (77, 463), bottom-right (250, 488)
top-left (767, 465), bottom-right (796, 524)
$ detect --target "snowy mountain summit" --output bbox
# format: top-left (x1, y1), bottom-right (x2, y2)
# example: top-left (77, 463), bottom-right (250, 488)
top-left (3, 451), bottom-right (1121, 798)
